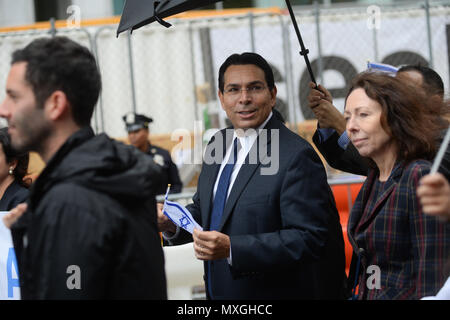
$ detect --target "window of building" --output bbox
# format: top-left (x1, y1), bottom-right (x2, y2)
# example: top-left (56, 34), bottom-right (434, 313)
top-left (34, 0), bottom-right (72, 22)
top-left (113, 0), bottom-right (126, 15)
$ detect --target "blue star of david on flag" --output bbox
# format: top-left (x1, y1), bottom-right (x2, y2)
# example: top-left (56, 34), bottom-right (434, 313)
top-left (179, 216), bottom-right (191, 229)
top-left (163, 185), bottom-right (202, 234)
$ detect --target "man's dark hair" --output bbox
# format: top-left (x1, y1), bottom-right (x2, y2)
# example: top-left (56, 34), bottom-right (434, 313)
top-left (398, 64), bottom-right (444, 98)
top-left (218, 52), bottom-right (275, 93)
top-left (11, 36), bottom-right (101, 127)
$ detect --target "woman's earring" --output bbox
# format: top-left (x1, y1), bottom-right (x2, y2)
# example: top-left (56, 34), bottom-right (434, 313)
top-left (8, 167), bottom-right (14, 175)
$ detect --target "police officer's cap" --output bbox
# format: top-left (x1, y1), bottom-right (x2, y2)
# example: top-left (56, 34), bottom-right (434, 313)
top-left (123, 112), bottom-right (153, 132)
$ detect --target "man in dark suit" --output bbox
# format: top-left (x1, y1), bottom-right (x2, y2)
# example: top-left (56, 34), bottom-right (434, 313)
top-left (158, 53), bottom-right (346, 299)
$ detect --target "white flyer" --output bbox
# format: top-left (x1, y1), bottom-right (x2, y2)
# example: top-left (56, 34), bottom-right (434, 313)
top-left (0, 211), bottom-right (20, 300)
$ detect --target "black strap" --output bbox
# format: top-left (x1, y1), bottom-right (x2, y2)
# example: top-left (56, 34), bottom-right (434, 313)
top-left (154, 15), bottom-right (172, 28)
top-left (153, 0), bottom-right (173, 28)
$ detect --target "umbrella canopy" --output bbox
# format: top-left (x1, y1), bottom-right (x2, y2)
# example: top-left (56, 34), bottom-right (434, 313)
top-left (117, 0), bottom-right (223, 36)
top-left (116, 0), bottom-right (316, 84)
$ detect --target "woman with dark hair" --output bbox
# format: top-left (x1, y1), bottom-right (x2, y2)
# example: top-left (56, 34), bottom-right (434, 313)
top-left (0, 127), bottom-right (29, 211)
top-left (344, 72), bottom-right (450, 300)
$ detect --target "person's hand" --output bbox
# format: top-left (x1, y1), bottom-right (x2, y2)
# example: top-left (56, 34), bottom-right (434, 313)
top-left (308, 82), bottom-right (333, 108)
top-left (156, 202), bottom-right (176, 234)
top-left (3, 203), bottom-right (27, 229)
top-left (193, 229), bottom-right (230, 261)
top-left (417, 173), bottom-right (450, 219)
top-left (307, 82), bottom-right (346, 135)
top-left (312, 100), bottom-right (347, 135)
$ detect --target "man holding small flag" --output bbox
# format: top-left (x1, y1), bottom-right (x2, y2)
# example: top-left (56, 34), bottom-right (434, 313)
top-left (158, 52), bottom-right (346, 300)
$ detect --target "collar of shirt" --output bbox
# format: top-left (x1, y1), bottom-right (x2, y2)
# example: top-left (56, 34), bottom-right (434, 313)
top-left (233, 111), bottom-right (272, 156)
top-left (213, 111), bottom-right (273, 200)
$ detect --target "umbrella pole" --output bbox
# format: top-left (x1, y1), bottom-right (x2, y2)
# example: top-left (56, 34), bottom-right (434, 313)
top-left (127, 30), bottom-right (138, 113)
top-left (285, 0), bottom-right (317, 86)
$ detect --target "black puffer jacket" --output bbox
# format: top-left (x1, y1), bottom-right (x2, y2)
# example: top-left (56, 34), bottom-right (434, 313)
top-left (12, 127), bottom-right (167, 299)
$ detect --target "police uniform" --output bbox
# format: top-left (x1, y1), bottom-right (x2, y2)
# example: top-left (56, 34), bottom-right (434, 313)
top-left (123, 112), bottom-right (183, 195)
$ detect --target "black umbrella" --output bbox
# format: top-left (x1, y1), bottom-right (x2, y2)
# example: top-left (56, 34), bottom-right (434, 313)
top-left (117, 0), bottom-right (316, 84)
top-left (117, 0), bottom-right (222, 36)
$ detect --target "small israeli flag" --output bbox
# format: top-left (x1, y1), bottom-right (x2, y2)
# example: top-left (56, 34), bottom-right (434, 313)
top-left (431, 127), bottom-right (450, 174)
top-left (367, 61), bottom-right (399, 74)
top-left (163, 185), bottom-right (202, 234)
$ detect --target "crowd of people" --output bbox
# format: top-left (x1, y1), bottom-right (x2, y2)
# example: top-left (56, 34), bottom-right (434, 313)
top-left (0, 36), bottom-right (448, 300)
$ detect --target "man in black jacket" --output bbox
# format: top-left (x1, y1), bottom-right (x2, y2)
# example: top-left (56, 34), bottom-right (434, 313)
top-left (0, 37), bottom-right (167, 299)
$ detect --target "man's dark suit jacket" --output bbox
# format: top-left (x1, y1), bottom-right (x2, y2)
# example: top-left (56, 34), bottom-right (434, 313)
top-left (169, 116), bottom-right (346, 299)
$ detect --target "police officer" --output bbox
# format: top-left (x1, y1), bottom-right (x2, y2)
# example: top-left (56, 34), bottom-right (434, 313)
top-left (123, 112), bottom-right (183, 195)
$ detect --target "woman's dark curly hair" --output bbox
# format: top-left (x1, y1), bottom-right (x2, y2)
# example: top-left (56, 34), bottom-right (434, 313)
top-left (346, 72), bottom-right (448, 164)
top-left (0, 127), bottom-right (30, 188)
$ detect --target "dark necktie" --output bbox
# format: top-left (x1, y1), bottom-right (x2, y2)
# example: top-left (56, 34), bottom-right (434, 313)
top-left (207, 138), bottom-right (238, 299)
top-left (209, 138), bottom-right (239, 231)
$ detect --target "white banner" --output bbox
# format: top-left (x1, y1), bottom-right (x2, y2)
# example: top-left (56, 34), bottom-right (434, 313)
top-left (0, 212), bottom-right (20, 300)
